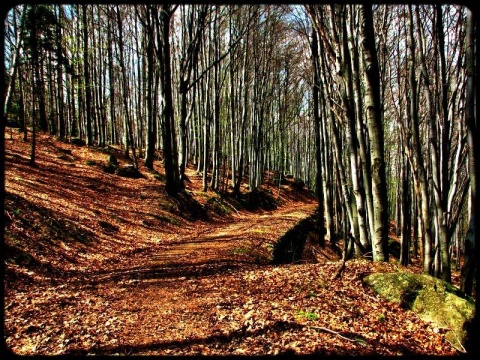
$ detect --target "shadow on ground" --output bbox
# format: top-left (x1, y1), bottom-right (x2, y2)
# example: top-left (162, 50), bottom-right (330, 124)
top-left (63, 319), bottom-right (411, 356)
top-left (272, 211), bottom-right (342, 265)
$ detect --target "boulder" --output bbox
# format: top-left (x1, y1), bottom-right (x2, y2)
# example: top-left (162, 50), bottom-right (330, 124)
top-left (115, 165), bottom-right (142, 178)
top-left (363, 272), bottom-right (475, 351)
top-left (292, 177), bottom-right (305, 189)
top-left (102, 163), bottom-right (116, 174)
top-left (107, 154), bottom-right (118, 165)
top-left (70, 137), bottom-right (86, 146)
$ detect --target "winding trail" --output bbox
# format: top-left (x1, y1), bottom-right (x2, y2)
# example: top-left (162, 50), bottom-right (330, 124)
top-left (92, 202), bottom-right (317, 284)
top-left (79, 201), bottom-right (318, 355)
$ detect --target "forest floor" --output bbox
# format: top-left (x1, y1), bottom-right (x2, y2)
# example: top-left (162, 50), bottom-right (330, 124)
top-left (3, 129), bottom-right (461, 356)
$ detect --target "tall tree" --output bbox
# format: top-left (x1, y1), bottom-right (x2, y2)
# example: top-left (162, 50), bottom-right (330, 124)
top-left (359, 4), bottom-right (389, 261)
top-left (83, 5), bottom-right (93, 146)
top-left (156, 4), bottom-right (181, 195)
top-left (461, 7), bottom-right (476, 296)
top-left (311, 28), bottom-right (325, 246)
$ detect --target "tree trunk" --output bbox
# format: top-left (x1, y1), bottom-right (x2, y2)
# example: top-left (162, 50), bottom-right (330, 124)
top-left (157, 5), bottom-right (180, 196)
top-left (143, 7), bottom-right (156, 169)
top-left (82, 5), bottom-right (93, 146)
top-left (311, 29), bottom-right (325, 246)
top-left (359, 4), bottom-right (389, 262)
top-left (461, 8), bottom-right (476, 296)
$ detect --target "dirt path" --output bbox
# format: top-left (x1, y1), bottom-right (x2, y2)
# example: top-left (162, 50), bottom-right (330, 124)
top-left (6, 196), bottom-right (321, 356)
top-left (63, 202), bottom-right (320, 356)
top-left (105, 202), bottom-right (318, 272)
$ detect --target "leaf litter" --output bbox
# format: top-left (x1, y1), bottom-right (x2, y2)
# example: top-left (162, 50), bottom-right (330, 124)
top-left (4, 131), bottom-right (458, 356)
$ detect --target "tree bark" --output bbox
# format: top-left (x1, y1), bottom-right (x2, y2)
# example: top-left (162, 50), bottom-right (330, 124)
top-left (359, 4), bottom-right (389, 262)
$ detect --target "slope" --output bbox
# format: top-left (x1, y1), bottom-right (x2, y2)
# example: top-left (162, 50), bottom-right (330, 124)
top-left (3, 131), bottom-right (457, 355)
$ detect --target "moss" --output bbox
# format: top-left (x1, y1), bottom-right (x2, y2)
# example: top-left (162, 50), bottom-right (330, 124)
top-left (364, 272), bottom-right (475, 351)
top-left (231, 247), bottom-right (250, 255)
top-left (207, 197), bottom-right (232, 216)
top-left (363, 272), bottom-right (423, 307)
top-left (153, 173), bottom-right (165, 181)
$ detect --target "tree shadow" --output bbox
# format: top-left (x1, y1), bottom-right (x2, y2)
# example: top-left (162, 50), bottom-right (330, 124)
top-left (83, 258), bottom-right (263, 288)
top-left (63, 319), bottom-right (413, 356)
top-left (4, 192), bottom-right (97, 285)
top-left (271, 212), bottom-right (338, 265)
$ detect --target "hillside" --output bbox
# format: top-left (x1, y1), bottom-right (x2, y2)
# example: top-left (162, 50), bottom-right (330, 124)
top-left (3, 131), bottom-right (458, 355)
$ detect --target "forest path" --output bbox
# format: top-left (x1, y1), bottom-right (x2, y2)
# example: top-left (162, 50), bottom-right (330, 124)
top-left (74, 201), bottom-right (323, 356)
top-left (128, 202), bottom-right (316, 268)
top-left (91, 201), bottom-right (318, 284)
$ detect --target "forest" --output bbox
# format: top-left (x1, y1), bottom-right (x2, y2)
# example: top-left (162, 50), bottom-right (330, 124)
top-left (2, 3), bottom-right (479, 356)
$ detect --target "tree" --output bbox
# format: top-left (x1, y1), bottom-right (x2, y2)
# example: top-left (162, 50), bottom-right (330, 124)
top-left (461, 7), bottom-right (476, 296)
top-left (156, 4), bottom-right (181, 195)
top-left (359, 4), bottom-right (389, 261)
top-left (177, 5), bottom-right (208, 180)
top-left (310, 28), bottom-right (325, 246)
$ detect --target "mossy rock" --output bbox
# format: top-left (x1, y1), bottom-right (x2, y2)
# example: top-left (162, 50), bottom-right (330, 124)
top-left (153, 173), bottom-right (165, 181)
top-left (363, 272), bottom-right (475, 350)
top-left (71, 137), bottom-right (86, 146)
top-left (292, 178), bottom-right (305, 189)
top-left (207, 196), bottom-right (232, 216)
top-left (115, 165), bottom-right (142, 178)
top-left (102, 163), bottom-right (117, 174)
top-left (107, 154), bottom-right (118, 165)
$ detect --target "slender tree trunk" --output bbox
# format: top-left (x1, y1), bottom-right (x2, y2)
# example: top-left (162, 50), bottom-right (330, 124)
top-left (210, 7), bottom-right (221, 191)
top-left (233, 24), bottom-right (250, 196)
top-left (359, 4), bottom-right (389, 262)
top-left (107, 7), bottom-right (116, 144)
top-left (414, 5), bottom-right (435, 274)
top-left (83, 5), bottom-right (93, 146)
top-left (143, 8), bottom-right (156, 169)
top-left (461, 8), bottom-right (476, 296)
top-left (116, 5), bottom-right (138, 167)
top-left (400, 140), bottom-right (411, 266)
top-left (311, 29), bottom-right (325, 246)
top-left (4, 6), bottom-right (26, 120)
top-left (157, 5), bottom-right (180, 195)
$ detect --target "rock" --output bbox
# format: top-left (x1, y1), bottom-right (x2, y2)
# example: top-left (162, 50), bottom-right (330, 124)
top-left (70, 137), bottom-right (86, 146)
top-left (363, 272), bottom-right (475, 350)
top-left (115, 165), bottom-right (142, 178)
top-left (102, 163), bottom-right (116, 174)
top-left (292, 178), bottom-right (305, 189)
top-left (107, 154), bottom-right (118, 165)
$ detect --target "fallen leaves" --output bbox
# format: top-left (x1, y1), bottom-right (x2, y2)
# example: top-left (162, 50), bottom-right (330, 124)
top-left (3, 132), bottom-right (460, 356)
